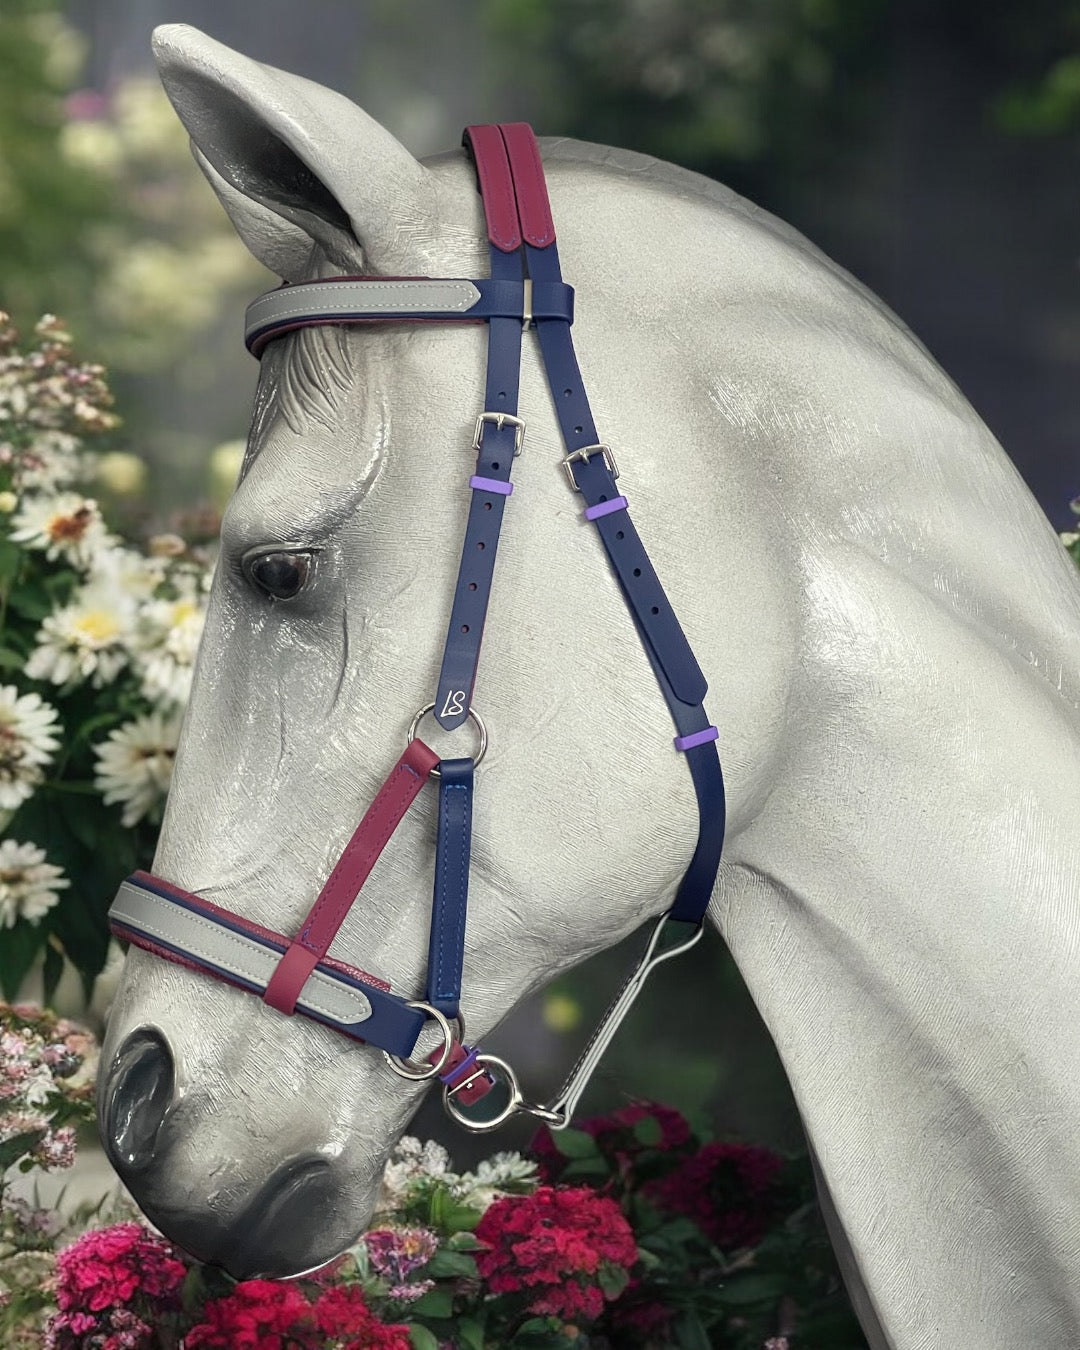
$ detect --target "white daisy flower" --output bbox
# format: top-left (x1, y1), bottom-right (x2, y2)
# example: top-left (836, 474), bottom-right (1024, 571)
top-left (0, 686), bottom-right (61, 810)
top-left (133, 587), bottom-right (207, 707)
top-left (0, 840), bottom-right (69, 928)
top-left (25, 580), bottom-right (134, 689)
top-left (89, 545), bottom-right (166, 601)
top-left (93, 709), bottom-right (182, 827)
top-left (9, 491), bottom-right (112, 569)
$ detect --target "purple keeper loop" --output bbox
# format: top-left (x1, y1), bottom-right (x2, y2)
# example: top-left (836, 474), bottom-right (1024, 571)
top-left (440, 1045), bottom-right (480, 1087)
top-left (584, 495), bottom-right (628, 522)
top-left (674, 725), bottom-right (719, 753)
top-left (470, 475), bottom-right (513, 496)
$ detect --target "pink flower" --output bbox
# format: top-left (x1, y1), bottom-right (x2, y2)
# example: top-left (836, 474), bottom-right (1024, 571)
top-left (363, 1226), bottom-right (438, 1299)
top-left (475, 1185), bottom-right (637, 1322)
top-left (54, 1222), bottom-right (187, 1314)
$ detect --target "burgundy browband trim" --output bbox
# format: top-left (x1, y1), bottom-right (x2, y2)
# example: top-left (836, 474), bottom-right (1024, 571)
top-left (262, 739), bottom-right (440, 1015)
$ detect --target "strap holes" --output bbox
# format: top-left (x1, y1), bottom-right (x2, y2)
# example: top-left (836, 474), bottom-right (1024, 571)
top-left (573, 425), bottom-right (583, 434)
top-left (650, 606), bottom-right (659, 615)
top-left (616, 530), bottom-right (625, 540)
top-left (599, 494), bottom-right (608, 502)
top-left (633, 567), bottom-right (642, 577)
top-left (461, 625), bottom-right (470, 633)
top-left (563, 388), bottom-right (572, 397)
top-left (468, 582), bottom-right (477, 591)
top-left (491, 462), bottom-right (500, 470)
top-left (476, 541), bottom-right (486, 550)
top-left (483, 502), bottom-right (492, 511)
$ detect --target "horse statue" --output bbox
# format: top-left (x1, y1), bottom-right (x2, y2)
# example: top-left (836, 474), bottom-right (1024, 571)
top-left (97, 24), bottom-right (1080, 1349)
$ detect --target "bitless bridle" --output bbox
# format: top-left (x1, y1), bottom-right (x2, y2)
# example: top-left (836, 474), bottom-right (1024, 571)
top-left (108, 124), bottom-right (726, 1132)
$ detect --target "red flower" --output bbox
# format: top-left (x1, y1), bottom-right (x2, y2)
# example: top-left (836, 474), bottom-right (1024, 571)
top-left (53, 1222), bottom-right (186, 1314)
top-left (312, 1284), bottom-right (412, 1348)
top-left (647, 1141), bottom-right (788, 1250)
top-left (183, 1279), bottom-right (315, 1350)
top-left (475, 1185), bottom-right (637, 1323)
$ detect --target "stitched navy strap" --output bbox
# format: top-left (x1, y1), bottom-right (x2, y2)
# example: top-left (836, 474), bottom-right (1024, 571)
top-left (108, 874), bottom-right (427, 1057)
top-left (427, 758), bottom-right (474, 1017)
top-left (433, 129), bottom-right (529, 730)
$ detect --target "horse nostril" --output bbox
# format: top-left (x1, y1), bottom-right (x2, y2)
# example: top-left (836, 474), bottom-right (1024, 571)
top-left (103, 1029), bottom-right (175, 1172)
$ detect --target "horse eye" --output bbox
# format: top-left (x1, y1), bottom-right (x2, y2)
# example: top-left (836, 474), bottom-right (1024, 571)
top-left (243, 550), bottom-right (313, 600)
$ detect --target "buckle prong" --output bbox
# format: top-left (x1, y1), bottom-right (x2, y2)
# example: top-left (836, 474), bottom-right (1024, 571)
top-left (562, 443), bottom-right (619, 490)
top-left (473, 412), bottom-right (525, 456)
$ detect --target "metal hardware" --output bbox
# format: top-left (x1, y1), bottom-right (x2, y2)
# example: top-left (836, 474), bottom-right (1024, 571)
top-left (473, 411), bottom-right (525, 456)
top-left (442, 911), bottom-right (703, 1133)
top-left (384, 1001), bottom-right (459, 1080)
top-left (522, 278), bottom-right (533, 330)
top-left (561, 443), bottom-right (619, 490)
top-left (407, 703), bottom-right (488, 776)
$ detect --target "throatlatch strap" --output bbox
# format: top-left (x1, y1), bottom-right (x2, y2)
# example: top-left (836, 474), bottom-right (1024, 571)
top-left (427, 758), bottom-right (474, 1017)
top-left (263, 739), bottom-right (439, 1015)
top-left (495, 122), bottom-right (725, 925)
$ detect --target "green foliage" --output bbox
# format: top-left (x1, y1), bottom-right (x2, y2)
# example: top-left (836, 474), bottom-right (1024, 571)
top-left (0, 0), bottom-right (117, 334)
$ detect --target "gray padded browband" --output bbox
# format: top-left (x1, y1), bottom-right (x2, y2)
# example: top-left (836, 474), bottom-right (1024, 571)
top-left (244, 279), bottom-right (483, 347)
top-left (110, 880), bottom-right (373, 1024)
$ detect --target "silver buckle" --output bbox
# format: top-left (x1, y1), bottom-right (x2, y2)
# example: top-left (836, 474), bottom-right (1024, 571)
top-left (473, 412), bottom-right (525, 456)
top-left (561, 443), bottom-right (619, 490)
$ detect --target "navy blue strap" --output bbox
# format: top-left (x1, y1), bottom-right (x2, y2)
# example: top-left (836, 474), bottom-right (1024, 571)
top-left (525, 241), bottom-right (707, 708)
top-left (434, 130), bottom-right (529, 731)
top-left (427, 758), bottom-right (474, 1017)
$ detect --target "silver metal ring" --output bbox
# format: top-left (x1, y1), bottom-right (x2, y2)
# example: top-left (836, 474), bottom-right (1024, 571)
top-left (383, 1002), bottom-right (457, 1081)
top-left (407, 703), bottom-right (488, 776)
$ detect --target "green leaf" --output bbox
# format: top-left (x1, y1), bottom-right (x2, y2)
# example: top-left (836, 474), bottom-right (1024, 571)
top-left (550, 1126), bottom-right (599, 1159)
top-left (673, 1311), bottom-right (713, 1350)
top-left (0, 1130), bottom-right (46, 1174)
top-left (597, 1262), bottom-right (631, 1299)
top-left (632, 1113), bottom-right (663, 1146)
top-left (457, 1318), bottom-right (486, 1350)
top-left (0, 644), bottom-right (25, 669)
top-left (0, 918), bottom-right (47, 1001)
top-left (409, 1287), bottom-right (455, 1319)
top-left (41, 940), bottom-right (64, 1004)
top-left (559, 1156), bottom-right (612, 1180)
top-left (409, 1327), bottom-right (440, 1350)
top-left (717, 1270), bottom-right (791, 1306)
top-left (446, 1231), bottom-right (486, 1252)
top-left (428, 1185), bottom-right (482, 1234)
top-left (424, 1248), bottom-right (478, 1279)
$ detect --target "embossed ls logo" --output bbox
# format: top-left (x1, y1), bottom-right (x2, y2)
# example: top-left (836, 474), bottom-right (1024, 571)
top-left (440, 689), bottom-right (466, 719)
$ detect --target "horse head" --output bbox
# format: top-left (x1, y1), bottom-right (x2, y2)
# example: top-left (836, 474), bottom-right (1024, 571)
top-left (98, 25), bottom-right (1080, 1347)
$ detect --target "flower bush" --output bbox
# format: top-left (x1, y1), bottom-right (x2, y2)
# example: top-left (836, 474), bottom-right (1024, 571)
top-left (0, 314), bottom-right (214, 1002)
top-left (0, 1000), bottom-right (868, 1350)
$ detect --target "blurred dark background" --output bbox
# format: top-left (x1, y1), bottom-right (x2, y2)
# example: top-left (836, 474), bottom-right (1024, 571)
top-left (3, 0), bottom-right (1077, 1157)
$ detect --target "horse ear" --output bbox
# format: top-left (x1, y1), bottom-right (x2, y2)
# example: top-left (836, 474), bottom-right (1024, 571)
top-left (151, 24), bottom-right (433, 281)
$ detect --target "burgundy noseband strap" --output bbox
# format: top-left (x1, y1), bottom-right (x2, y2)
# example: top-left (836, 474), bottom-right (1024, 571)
top-left (108, 124), bottom-right (725, 1127)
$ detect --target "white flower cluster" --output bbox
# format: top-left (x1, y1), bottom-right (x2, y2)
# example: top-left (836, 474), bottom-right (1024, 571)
top-left (376, 1134), bottom-right (538, 1216)
top-left (0, 314), bottom-right (215, 930)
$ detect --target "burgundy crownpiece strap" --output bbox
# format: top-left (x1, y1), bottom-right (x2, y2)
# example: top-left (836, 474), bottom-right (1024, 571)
top-left (463, 125), bottom-right (521, 252)
top-left (498, 122), bottom-right (556, 247)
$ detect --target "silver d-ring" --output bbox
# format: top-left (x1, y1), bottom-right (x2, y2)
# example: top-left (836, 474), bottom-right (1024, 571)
top-left (383, 1002), bottom-right (456, 1081)
top-left (442, 1052), bottom-right (523, 1132)
top-left (407, 703), bottom-right (488, 777)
